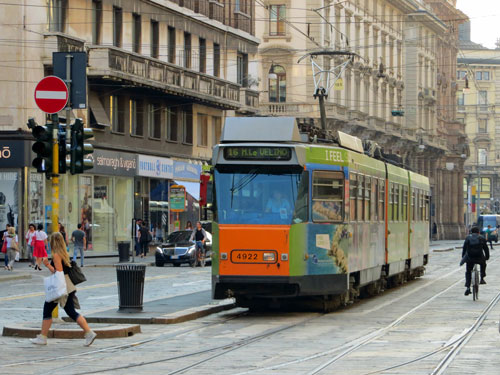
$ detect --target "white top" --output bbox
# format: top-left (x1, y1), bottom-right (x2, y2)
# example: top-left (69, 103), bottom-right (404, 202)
top-left (26, 231), bottom-right (36, 245)
top-left (35, 230), bottom-right (48, 241)
top-left (5, 235), bottom-right (18, 248)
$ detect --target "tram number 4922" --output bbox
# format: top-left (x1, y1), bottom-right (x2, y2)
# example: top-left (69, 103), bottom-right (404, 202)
top-left (236, 252), bottom-right (258, 261)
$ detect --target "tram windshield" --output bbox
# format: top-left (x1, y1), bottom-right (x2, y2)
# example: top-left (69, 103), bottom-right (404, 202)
top-left (215, 166), bottom-right (303, 225)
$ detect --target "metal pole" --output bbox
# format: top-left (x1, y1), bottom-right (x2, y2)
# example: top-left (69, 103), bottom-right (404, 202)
top-left (318, 92), bottom-right (327, 131)
top-left (477, 163), bottom-right (481, 222)
top-left (65, 54), bottom-right (72, 153)
top-left (51, 113), bottom-right (60, 321)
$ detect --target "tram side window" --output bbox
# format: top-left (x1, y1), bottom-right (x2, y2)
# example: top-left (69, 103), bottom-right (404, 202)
top-left (402, 186), bottom-right (408, 221)
top-left (312, 171), bottom-right (344, 222)
top-left (396, 184), bottom-right (401, 221)
top-left (350, 174), bottom-right (357, 221)
top-left (424, 194), bottom-right (430, 221)
top-left (389, 183), bottom-right (393, 222)
top-left (416, 190), bottom-right (421, 221)
top-left (357, 175), bottom-right (364, 221)
top-left (293, 170), bottom-right (309, 224)
top-left (420, 192), bottom-right (425, 221)
top-left (365, 176), bottom-right (371, 221)
top-left (412, 189), bottom-right (416, 221)
top-left (373, 179), bottom-right (379, 221)
top-left (379, 179), bottom-right (385, 221)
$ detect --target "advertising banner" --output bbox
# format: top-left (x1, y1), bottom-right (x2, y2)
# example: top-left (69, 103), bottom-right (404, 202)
top-left (170, 185), bottom-right (186, 212)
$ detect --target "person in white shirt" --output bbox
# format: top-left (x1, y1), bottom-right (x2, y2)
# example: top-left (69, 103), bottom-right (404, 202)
top-left (25, 223), bottom-right (36, 267)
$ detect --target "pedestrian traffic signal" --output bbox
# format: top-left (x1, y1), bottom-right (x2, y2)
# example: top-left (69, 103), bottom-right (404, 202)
top-left (31, 122), bottom-right (53, 178)
top-left (69, 118), bottom-right (94, 174)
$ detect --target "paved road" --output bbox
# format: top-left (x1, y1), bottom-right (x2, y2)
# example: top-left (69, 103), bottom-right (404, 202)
top-left (2, 241), bottom-right (500, 374)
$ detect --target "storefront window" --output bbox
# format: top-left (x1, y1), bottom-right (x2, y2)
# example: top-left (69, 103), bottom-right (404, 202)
top-left (29, 172), bottom-right (44, 227)
top-left (0, 171), bottom-right (20, 231)
top-left (79, 176), bottom-right (93, 249)
top-left (93, 176), bottom-right (114, 252)
top-left (115, 177), bottom-right (133, 242)
top-left (150, 179), bottom-right (169, 242)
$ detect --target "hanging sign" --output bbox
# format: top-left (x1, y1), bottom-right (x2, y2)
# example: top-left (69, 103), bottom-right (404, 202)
top-left (334, 78), bottom-right (344, 91)
top-left (170, 185), bottom-right (186, 212)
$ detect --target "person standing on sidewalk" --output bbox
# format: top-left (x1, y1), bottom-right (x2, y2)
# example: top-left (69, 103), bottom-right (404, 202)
top-left (135, 219), bottom-right (142, 256)
top-left (59, 223), bottom-right (69, 251)
top-left (485, 225), bottom-right (494, 250)
top-left (25, 223), bottom-right (36, 267)
top-left (30, 232), bottom-right (97, 346)
top-left (5, 226), bottom-right (19, 271)
top-left (33, 224), bottom-right (48, 271)
top-left (2, 223), bottom-right (11, 270)
top-left (138, 221), bottom-right (151, 258)
top-left (71, 223), bottom-right (86, 267)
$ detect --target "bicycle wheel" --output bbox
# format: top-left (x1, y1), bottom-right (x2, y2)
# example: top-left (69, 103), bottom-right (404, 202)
top-left (189, 253), bottom-right (197, 268)
top-left (199, 252), bottom-right (206, 267)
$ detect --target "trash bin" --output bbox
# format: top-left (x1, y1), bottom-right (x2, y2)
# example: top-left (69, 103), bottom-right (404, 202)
top-left (118, 241), bottom-right (130, 263)
top-left (116, 264), bottom-right (146, 311)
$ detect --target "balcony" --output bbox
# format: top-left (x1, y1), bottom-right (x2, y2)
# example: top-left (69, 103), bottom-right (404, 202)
top-left (238, 88), bottom-right (259, 114)
top-left (87, 46), bottom-right (248, 110)
top-left (209, 1), bottom-right (224, 23)
top-left (43, 32), bottom-right (85, 60)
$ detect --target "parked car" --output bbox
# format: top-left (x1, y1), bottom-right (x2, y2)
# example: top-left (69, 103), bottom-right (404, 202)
top-left (155, 230), bottom-right (212, 267)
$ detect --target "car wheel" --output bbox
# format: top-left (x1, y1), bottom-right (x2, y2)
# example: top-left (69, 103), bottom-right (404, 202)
top-left (173, 263), bottom-right (181, 267)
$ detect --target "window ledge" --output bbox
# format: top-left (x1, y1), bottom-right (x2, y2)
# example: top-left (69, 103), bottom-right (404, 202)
top-left (130, 134), bottom-right (144, 139)
top-left (182, 142), bottom-right (193, 146)
top-left (264, 34), bottom-right (292, 42)
top-left (110, 130), bottom-right (126, 136)
top-left (148, 136), bottom-right (162, 142)
top-left (166, 139), bottom-right (179, 144)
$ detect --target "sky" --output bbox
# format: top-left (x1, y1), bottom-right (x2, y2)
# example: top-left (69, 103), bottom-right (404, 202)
top-left (456, 0), bottom-right (500, 49)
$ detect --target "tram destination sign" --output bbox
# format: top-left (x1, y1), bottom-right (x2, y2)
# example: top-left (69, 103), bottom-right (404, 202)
top-left (223, 146), bottom-right (292, 161)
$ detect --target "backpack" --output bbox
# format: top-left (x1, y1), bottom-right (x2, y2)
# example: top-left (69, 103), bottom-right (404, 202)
top-left (466, 235), bottom-right (484, 259)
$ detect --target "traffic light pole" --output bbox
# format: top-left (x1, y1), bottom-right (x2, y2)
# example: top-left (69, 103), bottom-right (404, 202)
top-left (65, 53), bottom-right (72, 148)
top-left (51, 114), bottom-right (59, 232)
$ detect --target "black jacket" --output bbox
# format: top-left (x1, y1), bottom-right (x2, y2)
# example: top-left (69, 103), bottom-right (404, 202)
top-left (462, 234), bottom-right (490, 262)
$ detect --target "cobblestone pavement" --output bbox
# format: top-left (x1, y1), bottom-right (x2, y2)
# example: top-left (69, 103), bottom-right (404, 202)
top-left (2, 242), bottom-right (500, 375)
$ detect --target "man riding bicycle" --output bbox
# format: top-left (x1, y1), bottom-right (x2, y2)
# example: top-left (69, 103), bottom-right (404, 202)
top-left (462, 226), bottom-right (490, 296)
top-left (189, 221), bottom-right (208, 264)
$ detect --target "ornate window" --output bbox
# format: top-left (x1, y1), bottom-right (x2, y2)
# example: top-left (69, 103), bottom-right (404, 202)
top-left (268, 65), bottom-right (286, 102)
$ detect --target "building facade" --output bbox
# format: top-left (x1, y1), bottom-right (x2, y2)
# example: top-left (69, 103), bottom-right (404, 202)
top-left (254, 0), bottom-right (467, 239)
top-left (457, 22), bottom-right (500, 223)
top-left (0, 0), bottom-right (259, 254)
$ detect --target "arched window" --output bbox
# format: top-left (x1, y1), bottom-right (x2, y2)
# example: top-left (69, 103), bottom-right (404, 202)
top-left (269, 65), bottom-right (286, 102)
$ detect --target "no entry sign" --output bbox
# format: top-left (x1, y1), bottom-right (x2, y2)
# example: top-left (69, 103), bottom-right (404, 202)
top-left (34, 76), bottom-right (68, 114)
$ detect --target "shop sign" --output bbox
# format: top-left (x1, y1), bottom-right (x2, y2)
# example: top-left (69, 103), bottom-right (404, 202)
top-left (170, 185), bottom-right (186, 212)
top-left (0, 140), bottom-right (30, 168)
top-left (137, 155), bottom-right (173, 179)
top-left (90, 149), bottom-right (137, 176)
top-left (173, 160), bottom-right (202, 181)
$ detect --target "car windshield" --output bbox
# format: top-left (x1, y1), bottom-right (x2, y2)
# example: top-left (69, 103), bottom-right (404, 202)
top-left (215, 166), bottom-right (302, 225)
top-left (481, 216), bottom-right (497, 229)
top-left (166, 231), bottom-right (192, 243)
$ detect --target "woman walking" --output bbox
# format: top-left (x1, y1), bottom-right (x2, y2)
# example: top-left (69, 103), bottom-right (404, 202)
top-left (33, 224), bottom-right (48, 271)
top-left (25, 224), bottom-right (36, 267)
top-left (2, 224), bottom-right (10, 270)
top-left (5, 227), bottom-right (18, 271)
top-left (58, 223), bottom-right (69, 251)
top-left (30, 232), bottom-right (97, 346)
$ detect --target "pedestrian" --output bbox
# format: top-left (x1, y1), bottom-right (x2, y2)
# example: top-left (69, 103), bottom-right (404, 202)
top-left (135, 219), bottom-right (142, 256)
top-left (485, 224), bottom-right (494, 250)
top-left (71, 223), bottom-right (86, 267)
top-left (2, 223), bottom-right (11, 270)
top-left (185, 221), bottom-right (193, 230)
top-left (461, 226), bottom-right (490, 296)
top-left (25, 223), bottom-right (36, 267)
top-left (138, 222), bottom-right (151, 258)
top-left (58, 223), bottom-right (69, 251)
top-left (5, 226), bottom-right (19, 271)
top-left (156, 224), bottom-right (164, 243)
top-left (30, 232), bottom-right (97, 346)
top-left (33, 224), bottom-right (48, 271)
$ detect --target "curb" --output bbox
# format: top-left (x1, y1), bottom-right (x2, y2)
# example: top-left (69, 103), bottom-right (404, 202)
top-left (75, 300), bottom-right (236, 325)
top-left (84, 262), bottom-right (155, 268)
top-left (432, 248), bottom-right (454, 252)
top-left (0, 274), bottom-right (32, 283)
top-left (2, 323), bottom-right (141, 339)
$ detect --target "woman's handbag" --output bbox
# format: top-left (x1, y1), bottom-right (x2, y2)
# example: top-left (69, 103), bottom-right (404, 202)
top-left (1, 241), bottom-right (6, 254)
top-left (10, 238), bottom-right (18, 251)
top-left (68, 261), bottom-right (87, 285)
top-left (44, 271), bottom-right (67, 302)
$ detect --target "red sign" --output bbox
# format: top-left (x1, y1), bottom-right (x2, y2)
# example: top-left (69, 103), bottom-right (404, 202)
top-left (34, 76), bottom-right (68, 114)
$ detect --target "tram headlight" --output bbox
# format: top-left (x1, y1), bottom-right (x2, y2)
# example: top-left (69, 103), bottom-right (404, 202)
top-left (220, 252), bottom-right (228, 260)
top-left (263, 252), bottom-right (276, 261)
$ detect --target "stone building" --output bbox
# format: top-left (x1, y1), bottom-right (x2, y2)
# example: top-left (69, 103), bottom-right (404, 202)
top-left (254, 0), bottom-right (467, 239)
top-left (457, 22), bottom-right (500, 222)
top-left (0, 0), bottom-right (258, 253)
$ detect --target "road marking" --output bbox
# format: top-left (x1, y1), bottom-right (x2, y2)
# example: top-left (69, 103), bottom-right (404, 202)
top-left (0, 271), bottom-right (207, 302)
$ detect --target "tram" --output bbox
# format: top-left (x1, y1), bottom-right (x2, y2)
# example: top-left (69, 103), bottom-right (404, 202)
top-left (210, 117), bottom-right (430, 308)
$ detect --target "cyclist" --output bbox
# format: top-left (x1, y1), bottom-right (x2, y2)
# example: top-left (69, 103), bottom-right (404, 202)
top-left (462, 226), bottom-right (490, 296)
top-left (189, 221), bottom-right (208, 265)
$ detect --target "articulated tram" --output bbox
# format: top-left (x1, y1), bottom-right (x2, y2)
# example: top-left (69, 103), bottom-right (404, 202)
top-left (211, 117), bottom-right (429, 309)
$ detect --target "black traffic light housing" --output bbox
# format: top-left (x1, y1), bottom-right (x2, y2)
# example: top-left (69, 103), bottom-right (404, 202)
top-left (58, 125), bottom-right (67, 174)
top-left (31, 122), bottom-right (53, 178)
top-left (69, 118), bottom-right (94, 174)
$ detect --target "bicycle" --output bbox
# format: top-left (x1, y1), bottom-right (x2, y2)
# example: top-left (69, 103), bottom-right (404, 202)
top-left (471, 264), bottom-right (480, 301)
top-left (190, 241), bottom-right (206, 268)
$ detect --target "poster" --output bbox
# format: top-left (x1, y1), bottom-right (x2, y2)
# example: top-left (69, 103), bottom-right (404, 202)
top-left (80, 176), bottom-right (93, 247)
top-left (29, 172), bottom-right (44, 226)
top-left (0, 172), bottom-right (19, 231)
top-left (170, 185), bottom-right (186, 212)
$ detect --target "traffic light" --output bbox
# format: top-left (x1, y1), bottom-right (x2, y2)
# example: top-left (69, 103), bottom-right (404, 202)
top-left (31, 121), bottom-right (53, 178)
top-left (69, 118), bottom-right (94, 174)
top-left (58, 125), bottom-right (67, 174)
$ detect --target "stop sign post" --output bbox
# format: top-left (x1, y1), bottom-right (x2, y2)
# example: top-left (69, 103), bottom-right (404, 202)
top-left (34, 76), bottom-right (68, 114)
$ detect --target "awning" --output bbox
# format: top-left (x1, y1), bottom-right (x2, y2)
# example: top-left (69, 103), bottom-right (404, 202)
top-left (174, 180), bottom-right (200, 201)
top-left (89, 91), bottom-right (110, 128)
